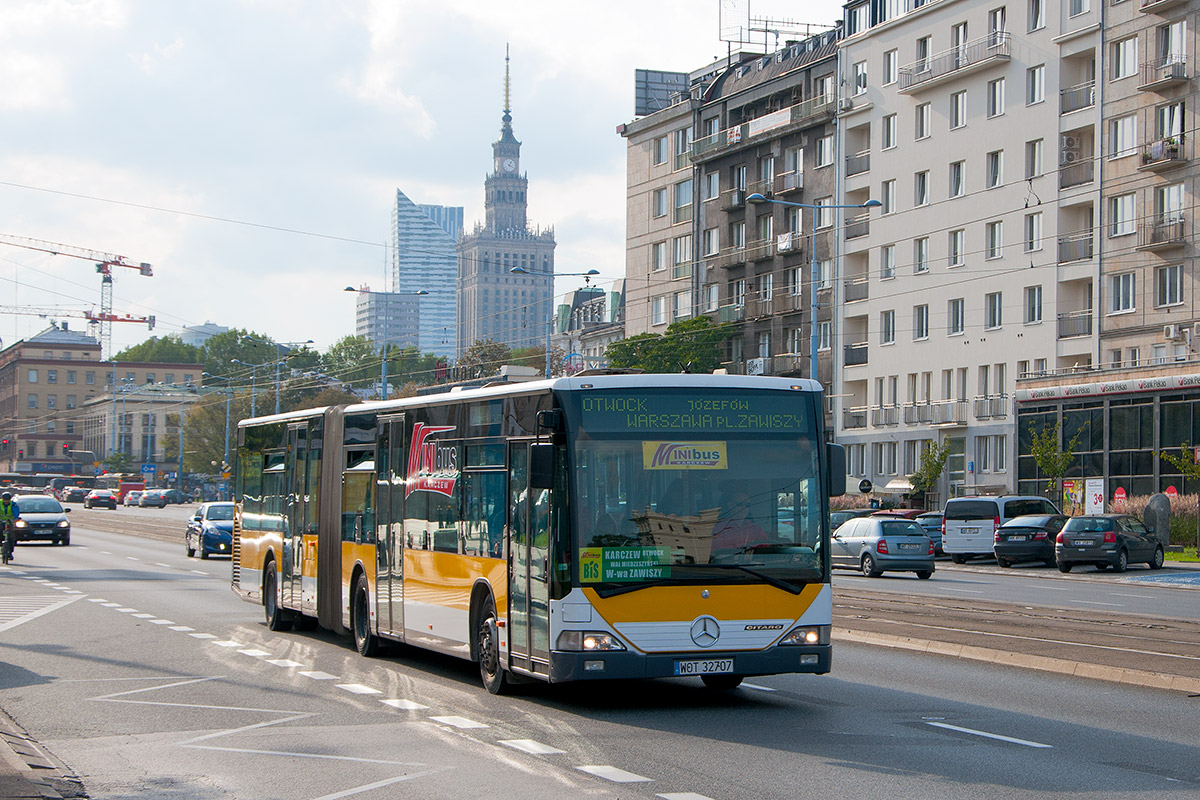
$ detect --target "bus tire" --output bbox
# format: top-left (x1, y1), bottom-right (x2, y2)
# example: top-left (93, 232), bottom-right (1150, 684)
top-left (476, 595), bottom-right (508, 695)
top-left (701, 675), bottom-right (743, 690)
top-left (352, 572), bottom-right (379, 657)
top-left (264, 560), bottom-right (292, 632)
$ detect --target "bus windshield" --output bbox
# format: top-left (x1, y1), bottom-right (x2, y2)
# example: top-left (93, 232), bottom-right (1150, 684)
top-left (567, 388), bottom-right (827, 591)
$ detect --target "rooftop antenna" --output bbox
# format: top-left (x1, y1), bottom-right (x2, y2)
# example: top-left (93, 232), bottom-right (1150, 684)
top-left (504, 43), bottom-right (511, 116)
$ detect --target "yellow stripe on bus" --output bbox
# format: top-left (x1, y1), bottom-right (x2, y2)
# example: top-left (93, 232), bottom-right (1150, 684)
top-left (583, 582), bottom-right (824, 623)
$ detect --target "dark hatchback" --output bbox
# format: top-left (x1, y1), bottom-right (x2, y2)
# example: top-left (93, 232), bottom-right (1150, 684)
top-left (1056, 514), bottom-right (1165, 573)
top-left (993, 514), bottom-right (1068, 568)
top-left (84, 489), bottom-right (117, 509)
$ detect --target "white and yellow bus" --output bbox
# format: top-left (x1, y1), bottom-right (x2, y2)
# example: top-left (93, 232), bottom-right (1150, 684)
top-left (231, 373), bottom-right (844, 693)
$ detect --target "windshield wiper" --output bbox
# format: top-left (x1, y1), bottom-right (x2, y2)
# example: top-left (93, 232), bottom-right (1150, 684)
top-left (689, 563), bottom-right (805, 595)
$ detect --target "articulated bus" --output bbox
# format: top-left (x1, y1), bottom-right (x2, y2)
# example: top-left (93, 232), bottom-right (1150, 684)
top-left (231, 373), bottom-right (845, 693)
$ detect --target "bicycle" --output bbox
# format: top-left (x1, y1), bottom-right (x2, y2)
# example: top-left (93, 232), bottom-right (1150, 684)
top-left (1, 521), bottom-right (12, 566)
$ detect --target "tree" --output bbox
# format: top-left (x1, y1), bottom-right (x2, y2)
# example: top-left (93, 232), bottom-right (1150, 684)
top-left (102, 451), bottom-right (133, 474)
top-left (1158, 443), bottom-right (1200, 553)
top-left (606, 316), bottom-right (734, 373)
top-left (511, 344), bottom-right (566, 376)
top-left (456, 339), bottom-right (512, 380)
top-left (177, 389), bottom-right (251, 472)
top-left (1029, 420), bottom-right (1083, 506)
top-left (112, 335), bottom-right (202, 365)
top-left (908, 440), bottom-right (952, 506)
top-left (321, 335), bottom-right (380, 392)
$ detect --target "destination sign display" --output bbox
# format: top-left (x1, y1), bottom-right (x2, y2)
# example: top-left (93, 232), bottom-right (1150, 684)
top-left (579, 392), bottom-right (810, 433)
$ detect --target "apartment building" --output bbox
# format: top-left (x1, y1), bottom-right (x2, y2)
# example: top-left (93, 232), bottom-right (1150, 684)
top-left (835, 0), bottom-right (1104, 499)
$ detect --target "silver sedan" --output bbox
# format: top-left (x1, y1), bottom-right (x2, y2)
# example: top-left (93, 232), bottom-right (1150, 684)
top-left (831, 516), bottom-right (935, 578)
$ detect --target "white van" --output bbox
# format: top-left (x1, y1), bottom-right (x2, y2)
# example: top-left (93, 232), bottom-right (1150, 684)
top-left (942, 495), bottom-right (1061, 562)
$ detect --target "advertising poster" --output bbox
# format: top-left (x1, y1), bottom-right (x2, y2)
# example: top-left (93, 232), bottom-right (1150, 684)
top-left (1085, 478), bottom-right (1105, 515)
top-left (1062, 479), bottom-right (1085, 516)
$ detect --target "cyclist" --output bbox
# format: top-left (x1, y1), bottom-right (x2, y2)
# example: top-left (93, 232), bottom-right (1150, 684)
top-left (0, 491), bottom-right (19, 564)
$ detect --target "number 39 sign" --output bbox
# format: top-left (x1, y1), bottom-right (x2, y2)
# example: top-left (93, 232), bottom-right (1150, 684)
top-left (1085, 478), bottom-right (1105, 515)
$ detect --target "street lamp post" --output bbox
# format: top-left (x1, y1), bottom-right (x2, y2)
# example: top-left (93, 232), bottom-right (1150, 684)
top-left (240, 335), bottom-right (314, 414)
top-left (229, 358), bottom-right (267, 417)
top-left (746, 193), bottom-right (881, 381)
top-left (510, 267), bottom-right (600, 378)
top-left (344, 286), bottom-right (428, 400)
top-left (202, 372), bottom-right (233, 498)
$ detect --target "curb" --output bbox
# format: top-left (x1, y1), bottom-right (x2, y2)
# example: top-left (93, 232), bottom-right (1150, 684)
top-left (836, 627), bottom-right (1200, 695)
top-left (0, 708), bottom-right (73, 799)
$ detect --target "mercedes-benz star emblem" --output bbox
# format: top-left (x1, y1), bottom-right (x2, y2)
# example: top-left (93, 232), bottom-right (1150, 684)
top-left (690, 616), bottom-right (720, 648)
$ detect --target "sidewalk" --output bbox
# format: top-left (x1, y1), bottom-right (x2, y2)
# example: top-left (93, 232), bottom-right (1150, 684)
top-left (0, 708), bottom-right (80, 799)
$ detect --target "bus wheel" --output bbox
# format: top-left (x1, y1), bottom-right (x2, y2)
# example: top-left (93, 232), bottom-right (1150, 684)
top-left (476, 596), bottom-right (508, 695)
top-left (264, 560), bottom-right (292, 632)
top-left (352, 573), bottom-right (379, 657)
top-left (701, 675), bottom-right (743, 690)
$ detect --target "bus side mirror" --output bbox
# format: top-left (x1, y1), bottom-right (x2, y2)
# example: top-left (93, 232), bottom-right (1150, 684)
top-left (529, 443), bottom-right (556, 490)
top-left (827, 443), bottom-right (846, 498)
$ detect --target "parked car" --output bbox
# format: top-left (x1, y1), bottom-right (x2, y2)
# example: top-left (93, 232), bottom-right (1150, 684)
top-left (84, 489), bottom-right (117, 509)
top-left (993, 514), bottom-right (1069, 568)
top-left (1056, 514), bottom-right (1165, 573)
top-left (831, 516), bottom-right (935, 579)
top-left (915, 512), bottom-right (944, 554)
top-left (123, 491), bottom-right (143, 507)
top-left (186, 501), bottom-right (235, 559)
top-left (872, 509), bottom-right (922, 519)
top-left (11, 494), bottom-right (71, 545)
top-left (139, 489), bottom-right (167, 508)
top-left (942, 495), bottom-right (1062, 563)
top-left (830, 508), bottom-right (876, 532)
top-left (160, 488), bottom-right (188, 504)
top-left (61, 487), bottom-right (90, 503)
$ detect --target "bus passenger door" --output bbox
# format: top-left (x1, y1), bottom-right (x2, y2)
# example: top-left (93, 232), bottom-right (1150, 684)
top-left (284, 425), bottom-right (306, 609)
top-left (507, 442), bottom-right (551, 673)
top-left (386, 417), bottom-right (405, 638)
top-left (374, 423), bottom-right (392, 634)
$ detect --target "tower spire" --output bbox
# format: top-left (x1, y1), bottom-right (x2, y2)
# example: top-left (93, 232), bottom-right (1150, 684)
top-left (504, 43), bottom-right (511, 117)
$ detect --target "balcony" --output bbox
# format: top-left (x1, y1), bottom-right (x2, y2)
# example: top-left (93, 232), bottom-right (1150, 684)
top-left (903, 403), bottom-right (934, 425)
top-left (871, 405), bottom-right (899, 427)
top-left (844, 277), bottom-right (869, 303)
top-left (898, 33), bottom-right (1011, 94)
top-left (749, 297), bottom-right (774, 319)
top-left (772, 292), bottom-right (803, 315)
top-left (930, 400), bottom-right (968, 425)
top-left (717, 303), bottom-right (744, 324)
top-left (843, 406), bottom-right (868, 430)
top-left (747, 179), bottom-right (773, 201)
top-left (775, 231), bottom-right (803, 258)
top-left (772, 353), bottom-right (805, 374)
top-left (1056, 310), bottom-right (1092, 339)
top-left (845, 213), bottom-right (870, 239)
top-left (713, 246), bottom-right (747, 270)
top-left (844, 342), bottom-right (868, 367)
top-left (1059, 82), bottom-right (1095, 115)
top-left (1059, 160), bottom-right (1094, 189)
top-left (1057, 232), bottom-right (1094, 263)
top-left (846, 151), bottom-right (871, 177)
top-left (690, 95), bottom-right (836, 163)
top-left (774, 170), bottom-right (804, 195)
top-left (672, 203), bottom-right (693, 224)
top-left (1138, 138), bottom-right (1186, 172)
top-left (1137, 216), bottom-right (1187, 251)
top-left (673, 151), bottom-right (691, 172)
top-left (1141, 0), bottom-right (1187, 12)
top-left (972, 394), bottom-right (1010, 419)
top-left (720, 188), bottom-right (746, 210)
top-left (1138, 57), bottom-right (1188, 92)
top-left (746, 238), bottom-right (775, 261)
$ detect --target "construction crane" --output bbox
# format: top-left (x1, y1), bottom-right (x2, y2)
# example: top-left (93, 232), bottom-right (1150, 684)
top-left (0, 234), bottom-right (152, 359)
top-left (0, 305), bottom-right (155, 338)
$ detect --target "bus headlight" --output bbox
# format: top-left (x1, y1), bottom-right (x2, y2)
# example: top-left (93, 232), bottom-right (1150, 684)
top-left (556, 630), bottom-right (627, 652)
top-left (780, 625), bottom-right (830, 646)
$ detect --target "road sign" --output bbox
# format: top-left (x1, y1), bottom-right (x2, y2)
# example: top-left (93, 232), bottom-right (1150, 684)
top-left (858, 479), bottom-right (873, 494)
top-left (141, 464), bottom-right (157, 475)
top-left (166, 471), bottom-right (177, 480)
top-left (93, 467), bottom-right (101, 476)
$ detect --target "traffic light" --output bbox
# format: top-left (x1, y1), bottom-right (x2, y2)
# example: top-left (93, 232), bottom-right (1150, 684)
top-left (1, 439), bottom-right (7, 451)
top-left (17, 449), bottom-right (23, 458)
top-left (62, 444), bottom-right (70, 455)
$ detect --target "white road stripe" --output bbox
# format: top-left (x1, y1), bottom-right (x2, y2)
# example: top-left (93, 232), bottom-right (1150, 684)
top-left (1076, 600), bottom-right (1123, 607)
top-left (115, 608), bottom-right (137, 613)
top-left (742, 683), bottom-right (776, 691)
top-left (1114, 593), bottom-right (1154, 599)
top-left (62, 590), bottom-right (83, 594)
top-left (380, 699), bottom-right (428, 710)
top-left (428, 715), bottom-right (488, 729)
top-left (299, 671), bottom-right (338, 680)
top-left (266, 659), bottom-right (304, 668)
top-left (577, 765), bottom-right (652, 783)
top-left (100, 602), bottom-right (121, 607)
top-left (149, 619), bottom-right (174, 625)
top-left (169, 626), bottom-right (195, 632)
top-left (500, 739), bottom-right (565, 755)
top-left (154, 563), bottom-right (171, 568)
top-left (100, 551), bottom-right (112, 554)
top-left (126, 557), bottom-right (139, 561)
top-left (337, 683), bottom-right (383, 695)
top-left (190, 570), bottom-right (208, 575)
top-left (238, 649), bottom-right (272, 657)
top-left (189, 633), bottom-right (217, 639)
top-left (925, 721), bottom-right (1052, 749)
top-left (87, 598), bottom-right (107, 603)
top-left (212, 640), bottom-right (245, 648)
top-left (659, 794), bottom-right (717, 800)
top-left (131, 613), bottom-right (155, 618)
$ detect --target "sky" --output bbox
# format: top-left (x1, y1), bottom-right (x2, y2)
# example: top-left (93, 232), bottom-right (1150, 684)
top-left (0, 0), bottom-right (843, 356)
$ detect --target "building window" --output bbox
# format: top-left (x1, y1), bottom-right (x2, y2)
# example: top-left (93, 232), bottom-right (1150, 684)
top-left (702, 227), bottom-right (719, 256)
top-left (732, 221), bottom-right (746, 248)
top-left (672, 235), bottom-right (692, 270)
top-left (916, 36), bottom-right (931, 71)
top-left (1109, 193), bottom-right (1136, 236)
top-left (881, 114), bottom-right (897, 149)
top-left (881, 244), bottom-right (896, 279)
top-left (86, 371), bottom-right (95, 385)
top-left (987, 78), bottom-right (1005, 117)
top-left (732, 279), bottom-right (746, 307)
top-left (881, 310), bottom-right (896, 345)
top-left (817, 321), bottom-right (831, 351)
top-left (733, 164), bottom-right (747, 190)
top-left (914, 304), bottom-right (929, 340)
top-left (817, 259), bottom-right (833, 289)
top-left (66, 370), bottom-right (76, 384)
top-left (47, 370), bottom-right (57, 384)
top-left (1109, 115), bottom-right (1137, 158)
top-left (1109, 272), bottom-right (1135, 313)
top-left (787, 207), bottom-right (802, 234)
top-left (1156, 264), bottom-right (1183, 307)
top-left (949, 298), bottom-right (965, 335)
top-left (848, 443), bottom-right (866, 477)
top-left (853, 61), bottom-right (868, 95)
top-left (949, 160), bottom-right (965, 197)
top-left (1025, 139), bottom-right (1043, 179)
top-left (27, 369), bottom-right (38, 383)
top-left (653, 136), bottom-right (668, 165)
top-left (815, 135), bottom-right (834, 167)
top-left (27, 394), bottom-right (37, 409)
top-left (914, 237), bottom-right (929, 273)
top-left (883, 49), bottom-right (898, 85)
top-left (1112, 37), bottom-right (1137, 79)
top-left (1069, 0), bottom-right (1089, 15)
top-left (760, 273), bottom-right (774, 302)
top-left (950, 91), bottom-right (967, 129)
top-left (986, 220), bottom-right (1004, 259)
top-left (1024, 212), bottom-right (1042, 252)
top-left (702, 284), bottom-right (719, 311)
top-left (914, 171), bottom-right (929, 206)
top-left (985, 292), bottom-right (1003, 329)
top-left (1029, 0), bottom-right (1045, 30)
top-left (651, 241), bottom-right (667, 271)
top-left (47, 394), bottom-right (57, 410)
top-left (652, 188), bottom-right (667, 218)
top-left (1024, 285), bottom-right (1043, 323)
top-left (986, 150), bottom-right (1003, 188)
top-left (915, 102), bottom-right (931, 140)
top-left (814, 197), bottom-right (833, 228)
top-left (703, 171), bottom-right (719, 200)
top-left (1026, 65), bottom-right (1044, 105)
top-left (881, 180), bottom-right (896, 214)
top-left (949, 229), bottom-right (965, 267)
top-left (651, 296), bottom-right (667, 325)
top-left (66, 422), bottom-right (74, 434)
top-left (66, 395), bottom-right (76, 409)
top-left (674, 290), bottom-right (692, 320)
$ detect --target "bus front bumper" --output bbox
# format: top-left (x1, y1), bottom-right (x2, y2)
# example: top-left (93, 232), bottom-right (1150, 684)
top-left (547, 644), bottom-right (831, 682)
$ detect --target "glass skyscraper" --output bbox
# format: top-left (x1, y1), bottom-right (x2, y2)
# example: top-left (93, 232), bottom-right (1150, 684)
top-left (391, 189), bottom-right (462, 358)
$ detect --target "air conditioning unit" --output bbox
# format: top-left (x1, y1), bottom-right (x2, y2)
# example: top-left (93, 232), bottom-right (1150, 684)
top-left (1061, 135), bottom-right (1082, 150)
top-left (1164, 324), bottom-right (1180, 340)
top-left (1193, 322), bottom-right (1200, 338)
top-left (1061, 150), bottom-right (1082, 163)
top-left (838, 98), bottom-right (854, 111)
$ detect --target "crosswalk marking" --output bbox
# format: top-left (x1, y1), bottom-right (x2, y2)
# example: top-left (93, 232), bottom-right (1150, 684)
top-left (0, 595), bottom-right (84, 633)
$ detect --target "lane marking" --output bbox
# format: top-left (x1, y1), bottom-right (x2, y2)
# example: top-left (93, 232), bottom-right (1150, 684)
top-left (126, 557), bottom-right (140, 561)
top-left (743, 683), bottom-right (776, 692)
top-left (154, 563), bottom-right (171, 568)
top-left (500, 739), bottom-right (565, 755)
top-left (149, 619), bottom-right (174, 625)
top-left (380, 698), bottom-right (428, 710)
top-left (100, 551), bottom-right (112, 554)
top-left (577, 765), bottom-right (652, 783)
top-left (299, 671), bottom-right (338, 680)
top-left (189, 633), bottom-right (217, 639)
top-left (131, 613), bottom-right (155, 619)
top-left (238, 649), bottom-right (272, 658)
top-left (428, 715), bottom-right (488, 729)
top-left (266, 659), bottom-right (304, 668)
top-left (87, 598), bottom-right (108, 603)
top-left (659, 794), bottom-right (718, 800)
top-left (115, 608), bottom-right (137, 613)
top-left (100, 602), bottom-right (121, 607)
top-left (925, 721), bottom-right (1052, 749)
top-left (1076, 600), bottom-right (1123, 607)
top-left (1114, 593), bottom-right (1154, 599)
top-left (337, 683), bottom-right (382, 695)
top-left (190, 570), bottom-right (208, 575)
top-left (307, 770), bottom-right (448, 800)
top-left (62, 590), bottom-right (84, 594)
top-left (212, 640), bottom-right (245, 648)
top-left (0, 595), bottom-right (84, 633)
top-left (169, 626), bottom-right (195, 632)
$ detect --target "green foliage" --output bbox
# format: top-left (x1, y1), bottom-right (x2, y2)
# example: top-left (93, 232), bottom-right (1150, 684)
top-left (908, 440), bottom-right (952, 497)
top-left (320, 335), bottom-right (381, 391)
top-left (102, 451), bottom-right (133, 473)
top-left (456, 339), bottom-right (513, 380)
top-left (605, 316), bottom-right (734, 373)
top-left (1029, 421), bottom-right (1082, 496)
top-left (112, 335), bottom-right (202, 365)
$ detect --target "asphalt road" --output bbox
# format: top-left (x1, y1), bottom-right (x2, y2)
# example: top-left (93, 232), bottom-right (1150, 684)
top-left (1, 509), bottom-right (1198, 798)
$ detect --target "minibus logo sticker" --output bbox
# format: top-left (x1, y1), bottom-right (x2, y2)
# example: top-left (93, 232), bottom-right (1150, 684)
top-left (642, 441), bottom-right (728, 470)
top-left (406, 423), bottom-right (459, 498)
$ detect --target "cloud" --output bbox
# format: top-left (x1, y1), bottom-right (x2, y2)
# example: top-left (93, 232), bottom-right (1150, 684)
top-left (130, 35), bottom-right (184, 75)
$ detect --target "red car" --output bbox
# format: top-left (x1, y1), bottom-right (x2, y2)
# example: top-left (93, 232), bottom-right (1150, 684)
top-left (84, 489), bottom-right (117, 509)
